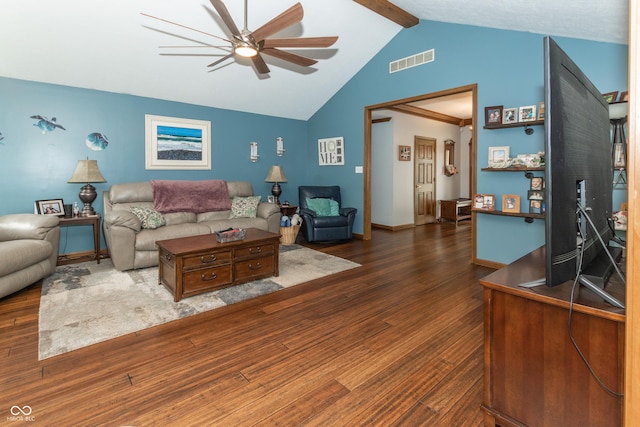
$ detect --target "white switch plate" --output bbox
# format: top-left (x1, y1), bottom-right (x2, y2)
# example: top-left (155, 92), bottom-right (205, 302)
top-left (355, 166), bottom-right (363, 173)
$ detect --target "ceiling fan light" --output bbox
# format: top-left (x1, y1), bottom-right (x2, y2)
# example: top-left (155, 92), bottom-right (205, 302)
top-left (235, 44), bottom-right (258, 58)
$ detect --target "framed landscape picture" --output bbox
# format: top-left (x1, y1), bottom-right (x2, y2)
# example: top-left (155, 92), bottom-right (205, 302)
top-left (145, 115), bottom-right (211, 170)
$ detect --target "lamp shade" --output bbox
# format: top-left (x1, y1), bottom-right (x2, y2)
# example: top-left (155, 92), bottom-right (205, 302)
top-left (265, 165), bottom-right (287, 183)
top-left (609, 101), bottom-right (628, 119)
top-left (68, 160), bottom-right (106, 184)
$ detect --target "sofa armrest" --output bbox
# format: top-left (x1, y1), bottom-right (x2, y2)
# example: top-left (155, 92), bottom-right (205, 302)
top-left (104, 210), bottom-right (142, 232)
top-left (256, 202), bottom-right (280, 219)
top-left (0, 214), bottom-right (60, 242)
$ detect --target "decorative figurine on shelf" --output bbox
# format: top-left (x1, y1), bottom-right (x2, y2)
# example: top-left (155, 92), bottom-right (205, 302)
top-left (73, 202), bottom-right (80, 217)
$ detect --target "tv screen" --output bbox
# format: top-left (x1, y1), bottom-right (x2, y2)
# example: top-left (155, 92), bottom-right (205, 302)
top-left (543, 36), bottom-right (616, 289)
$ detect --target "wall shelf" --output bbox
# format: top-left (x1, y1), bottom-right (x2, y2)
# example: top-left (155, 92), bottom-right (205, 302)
top-left (483, 120), bottom-right (544, 130)
top-left (481, 166), bottom-right (545, 172)
top-left (474, 209), bottom-right (544, 223)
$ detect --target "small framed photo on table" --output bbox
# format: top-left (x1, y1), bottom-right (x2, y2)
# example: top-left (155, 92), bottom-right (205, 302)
top-left (36, 199), bottom-right (65, 216)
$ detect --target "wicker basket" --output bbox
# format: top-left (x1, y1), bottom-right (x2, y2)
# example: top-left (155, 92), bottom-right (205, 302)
top-left (280, 224), bottom-right (300, 245)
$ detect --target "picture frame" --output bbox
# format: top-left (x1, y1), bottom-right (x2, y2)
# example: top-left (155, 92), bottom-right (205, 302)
top-left (473, 194), bottom-right (495, 211)
top-left (529, 200), bottom-right (543, 214)
top-left (398, 145), bottom-right (411, 161)
top-left (502, 108), bottom-right (518, 124)
top-left (602, 91), bottom-right (618, 103)
top-left (488, 146), bottom-right (510, 166)
top-left (36, 199), bottom-right (65, 216)
top-left (484, 105), bottom-right (503, 126)
top-left (502, 194), bottom-right (520, 213)
top-left (537, 102), bottom-right (545, 120)
top-left (528, 190), bottom-right (544, 201)
top-left (530, 176), bottom-right (544, 191)
top-left (267, 195), bottom-right (275, 204)
top-left (519, 105), bottom-right (537, 122)
top-left (318, 136), bottom-right (345, 165)
top-left (145, 114), bottom-right (211, 170)
top-left (619, 91), bottom-right (629, 102)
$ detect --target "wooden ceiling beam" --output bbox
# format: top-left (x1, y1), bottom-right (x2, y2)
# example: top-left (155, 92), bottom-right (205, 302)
top-left (388, 105), bottom-right (464, 126)
top-left (353, 0), bottom-right (419, 28)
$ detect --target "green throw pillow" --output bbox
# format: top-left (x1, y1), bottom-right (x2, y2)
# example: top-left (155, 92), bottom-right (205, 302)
top-left (229, 196), bottom-right (261, 219)
top-left (130, 206), bottom-right (166, 229)
top-left (306, 198), bottom-right (340, 216)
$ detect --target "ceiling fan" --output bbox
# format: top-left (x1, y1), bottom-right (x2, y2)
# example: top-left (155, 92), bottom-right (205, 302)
top-left (143, 0), bottom-right (338, 75)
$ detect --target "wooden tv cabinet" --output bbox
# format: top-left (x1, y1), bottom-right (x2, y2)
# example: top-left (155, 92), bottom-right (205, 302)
top-left (156, 228), bottom-right (280, 302)
top-left (479, 246), bottom-right (625, 426)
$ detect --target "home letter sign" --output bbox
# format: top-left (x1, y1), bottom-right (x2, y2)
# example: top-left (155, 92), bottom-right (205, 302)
top-left (318, 137), bottom-right (345, 165)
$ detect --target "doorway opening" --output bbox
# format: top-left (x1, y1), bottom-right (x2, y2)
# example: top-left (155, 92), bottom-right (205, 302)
top-left (363, 84), bottom-right (478, 258)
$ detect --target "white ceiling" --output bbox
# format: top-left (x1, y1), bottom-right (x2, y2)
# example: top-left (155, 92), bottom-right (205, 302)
top-left (0, 1), bottom-right (628, 121)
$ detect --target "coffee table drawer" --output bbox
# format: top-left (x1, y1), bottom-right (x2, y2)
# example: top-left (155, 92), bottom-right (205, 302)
top-left (183, 250), bottom-right (231, 269)
top-left (235, 243), bottom-right (275, 259)
top-left (183, 265), bottom-right (232, 292)
top-left (235, 256), bottom-right (274, 281)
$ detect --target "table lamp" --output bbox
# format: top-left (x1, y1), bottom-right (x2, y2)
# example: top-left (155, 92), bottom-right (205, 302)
top-left (68, 159), bottom-right (107, 216)
top-left (264, 165), bottom-right (287, 205)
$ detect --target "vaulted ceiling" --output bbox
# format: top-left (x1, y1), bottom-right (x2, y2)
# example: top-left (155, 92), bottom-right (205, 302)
top-left (0, 1), bottom-right (628, 120)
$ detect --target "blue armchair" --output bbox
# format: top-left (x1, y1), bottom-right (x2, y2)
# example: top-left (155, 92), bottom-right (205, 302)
top-left (298, 186), bottom-right (357, 242)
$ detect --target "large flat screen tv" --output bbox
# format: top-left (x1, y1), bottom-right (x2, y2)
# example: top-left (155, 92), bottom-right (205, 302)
top-left (543, 36), bottom-right (623, 307)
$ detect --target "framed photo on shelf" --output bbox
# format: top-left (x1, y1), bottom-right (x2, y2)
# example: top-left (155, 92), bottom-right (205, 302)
top-left (36, 199), bottom-right (65, 216)
top-left (519, 105), bottom-right (537, 122)
top-left (619, 91), bottom-right (629, 102)
top-left (502, 108), bottom-right (518, 124)
top-left (602, 91), bottom-right (618, 103)
top-left (530, 176), bottom-right (544, 191)
top-left (473, 194), bottom-right (495, 211)
top-left (502, 194), bottom-right (520, 213)
top-left (529, 200), bottom-right (543, 214)
top-left (398, 145), bottom-right (411, 161)
top-left (528, 190), bottom-right (544, 201)
top-left (488, 146), bottom-right (510, 164)
top-left (537, 102), bottom-right (545, 120)
top-left (484, 105), bottom-right (503, 126)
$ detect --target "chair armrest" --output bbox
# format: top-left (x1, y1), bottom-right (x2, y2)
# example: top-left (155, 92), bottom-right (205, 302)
top-left (0, 214), bottom-right (60, 242)
top-left (299, 208), bottom-right (318, 218)
top-left (104, 210), bottom-right (141, 232)
top-left (340, 207), bottom-right (357, 217)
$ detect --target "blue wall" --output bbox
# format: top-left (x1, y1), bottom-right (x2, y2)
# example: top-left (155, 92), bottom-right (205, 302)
top-left (0, 78), bottom-right (307, 253)
top-left (0, 19), bottom-right (628, 265)
top-left (308, 20), bottom-right (628, 264)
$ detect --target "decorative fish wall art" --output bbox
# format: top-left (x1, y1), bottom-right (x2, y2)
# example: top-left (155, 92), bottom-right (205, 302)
top-left (0, 132), bottom-right (4, 144)
top-left (30, 115), bottom-right (66, 133)
top-left (86, 132), bottom-right (109, 150)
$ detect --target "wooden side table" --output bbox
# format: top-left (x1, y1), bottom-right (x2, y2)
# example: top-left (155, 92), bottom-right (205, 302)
top-left (58, 214), bottom-right (101, 264)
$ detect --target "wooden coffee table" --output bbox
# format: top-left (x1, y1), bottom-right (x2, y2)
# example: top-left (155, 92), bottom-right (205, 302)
top-left (156, 228), bottom-right (280, 302)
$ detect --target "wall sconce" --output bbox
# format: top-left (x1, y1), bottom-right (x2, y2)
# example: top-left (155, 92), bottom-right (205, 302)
top-left (276, 137), bottom-right (285, 156)
top-left (250, 141), bottom-right (259, 162)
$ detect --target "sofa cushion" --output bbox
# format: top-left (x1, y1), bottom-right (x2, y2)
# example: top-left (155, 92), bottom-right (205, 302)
top-left (229, 196), bottom-right (261, 219)
top-left (0, 240), bottom-right (52, 276)
top-left (135, 223), bottom-right (211, 251)
top-left (130, 206), bottom-right (166, 230)
top-left (151, 179), bottom-right (231, 213)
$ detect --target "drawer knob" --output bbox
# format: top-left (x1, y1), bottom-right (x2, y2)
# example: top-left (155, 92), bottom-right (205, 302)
top-left (248, 262), bottom-right (262, 271)
top-left (201, 272), bottom-right (218, 281)
top-left (201, 254), bottom-right (217, 263)
top-left (249, 246), bottom-right (262, 254)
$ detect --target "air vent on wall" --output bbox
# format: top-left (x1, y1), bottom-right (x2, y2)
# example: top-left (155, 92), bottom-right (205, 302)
top-left (389, 49), bottom-right (435, 73)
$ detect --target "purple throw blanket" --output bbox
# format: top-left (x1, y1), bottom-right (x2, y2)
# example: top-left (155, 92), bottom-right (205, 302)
top-left (151, 180), bottom-right (231, 213)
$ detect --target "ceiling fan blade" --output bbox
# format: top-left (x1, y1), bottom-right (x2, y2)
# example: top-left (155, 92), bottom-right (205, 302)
top-left (141, 13), bottom-right (232, 43)
top-left (262, 36), bottom-right (338, 49)
top-left (209, 0), bottom-right (242, 38)
top-left (261, 48), bottom-right (317, 67)
top-left (207, 53), bottom-right (234, 68)
top-left (251, 54), bottom-right (271, 74)
top-left (251, 2), bottom-right (303, 42)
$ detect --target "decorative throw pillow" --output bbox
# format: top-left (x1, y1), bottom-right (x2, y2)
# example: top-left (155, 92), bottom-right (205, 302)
top-left (229, 196), bottom-right (261, 219)
top-left (130, 206), bottom-right (166, 229)
top-left (306, 198), bottom-right (340, 216)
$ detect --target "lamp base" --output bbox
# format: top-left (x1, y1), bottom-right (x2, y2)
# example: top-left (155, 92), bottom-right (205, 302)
top-left (78, 183), bottom-right (97, 217)
top-left (271, 182), bottom-right (282, 206)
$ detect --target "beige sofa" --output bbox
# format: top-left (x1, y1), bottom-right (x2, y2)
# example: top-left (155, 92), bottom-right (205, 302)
top-left (0, 214), bottom-right (60, 299)
top-left (102, 180), bottom-right (281, 271)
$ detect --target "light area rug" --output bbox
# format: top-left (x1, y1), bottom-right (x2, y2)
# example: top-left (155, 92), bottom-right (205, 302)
top-left (38, 244), bottom-right (360, 360)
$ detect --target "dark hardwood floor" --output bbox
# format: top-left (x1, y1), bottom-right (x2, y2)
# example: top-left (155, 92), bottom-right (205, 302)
top-left (0, 222), bottom-right (494, 426)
